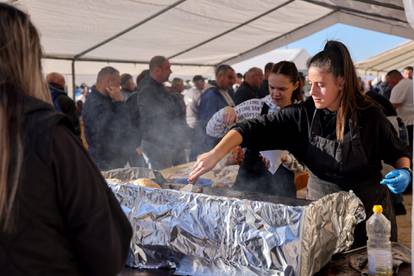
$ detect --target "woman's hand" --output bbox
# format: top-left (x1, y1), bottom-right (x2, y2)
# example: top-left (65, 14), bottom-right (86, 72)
top-left (106, 84), bottom-right (123, 102)
top-left (223, 106), bottom-right (237, 125)
top-left (188, 151), bottom-right (221, 183)
top-left (189, 130), bottom-right (244, 183)
top-left (380, 168), bottom-right (411, 194)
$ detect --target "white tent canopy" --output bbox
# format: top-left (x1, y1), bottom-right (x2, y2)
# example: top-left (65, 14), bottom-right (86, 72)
top-left (10, 0), bottom-right (413, 66)
top-left (5, 0), bottom-right (414, 91)
top-left (355, 40), bottom-right (414, 76)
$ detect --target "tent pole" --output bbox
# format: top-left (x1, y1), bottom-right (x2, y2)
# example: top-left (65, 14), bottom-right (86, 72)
top-left (43, 55), bottom-right (211, 67)
top-left (71, 60), bottom-right (76, 101)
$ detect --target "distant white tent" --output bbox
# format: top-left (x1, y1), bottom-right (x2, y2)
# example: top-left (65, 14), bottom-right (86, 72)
top-left (231, 48), bottom-right (311, 74)
top-left (355, 40), bottom-right (414, 76)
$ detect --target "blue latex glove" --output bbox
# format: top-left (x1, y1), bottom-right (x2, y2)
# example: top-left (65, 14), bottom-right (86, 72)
top-left (380, 169), bottom-right (411, 194)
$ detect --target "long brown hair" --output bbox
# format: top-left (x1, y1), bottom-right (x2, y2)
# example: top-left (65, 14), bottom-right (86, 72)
top-left (271, 61), bottom-right (301, 103)
top-left (0, 3), bottom-right (50, 231)
top-left (308, 40), bottom-right (364, 142)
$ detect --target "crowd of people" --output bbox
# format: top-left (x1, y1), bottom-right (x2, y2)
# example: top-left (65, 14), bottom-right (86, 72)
top-left (0, 2), bottom-right (413, 275)
top-left (39, 41), bottom-right (414, 247)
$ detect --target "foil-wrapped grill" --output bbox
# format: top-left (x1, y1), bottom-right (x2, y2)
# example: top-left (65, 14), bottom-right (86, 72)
top-left (106, 168), bottom-right (365, 275)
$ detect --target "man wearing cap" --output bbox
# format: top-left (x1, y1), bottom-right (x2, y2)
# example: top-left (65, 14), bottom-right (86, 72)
top-left (183, 75), bottom-right (205, 161)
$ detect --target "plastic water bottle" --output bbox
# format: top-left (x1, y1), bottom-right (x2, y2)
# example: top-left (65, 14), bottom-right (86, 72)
top-left (366, 205), bottom-right (392, 276)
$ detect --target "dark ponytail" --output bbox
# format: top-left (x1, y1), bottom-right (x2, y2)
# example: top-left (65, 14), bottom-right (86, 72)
top-left (271, 61), bottom-right (301, 103)
top-left (308, 40), bottom-right (364, 142)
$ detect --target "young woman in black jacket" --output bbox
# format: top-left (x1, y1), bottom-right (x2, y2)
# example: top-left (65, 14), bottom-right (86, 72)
top-left (0, 3), bottom-right (132, 275)
top-left (189, 40), bottom-right (411, 246)
top-left (219, 61), bottom-right (303, 197)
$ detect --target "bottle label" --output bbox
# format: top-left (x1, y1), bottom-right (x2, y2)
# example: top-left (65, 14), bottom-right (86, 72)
top-left (368, 248), bottom-right (392, 274)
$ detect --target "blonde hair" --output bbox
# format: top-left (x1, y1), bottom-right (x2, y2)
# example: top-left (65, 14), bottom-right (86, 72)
top-left (0, 3), bottom-right (50, 231)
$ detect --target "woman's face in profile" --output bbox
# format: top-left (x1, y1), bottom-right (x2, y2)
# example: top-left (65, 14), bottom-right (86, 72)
top-left (308, 66), bottom-right (342, 111)
top-left (268, 73), bottom-right (297, 108)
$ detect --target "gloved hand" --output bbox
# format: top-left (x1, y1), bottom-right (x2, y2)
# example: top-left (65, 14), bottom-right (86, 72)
top-left (380, 169), bottom-right (411, 194)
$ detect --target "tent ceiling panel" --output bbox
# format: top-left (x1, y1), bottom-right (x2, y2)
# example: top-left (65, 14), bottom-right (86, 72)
top-left (171, 1), bottom-right (332, 64)
top-left (302, 0), bottom-right (406, 22)
top-left (7, 0), bottom-right (414, 67)
top-left (84, 0), bottom-right (290, 62)
top-left (337, 11), bottom-right (414, 38)
top-left (362, 0), bottom-right (404, 8)
top-left (22, 0), bottom-right (178, 56)
top-left (84, 8), bottom-right (235, 61)
top-left (219, 10), bottom-right (339, 65)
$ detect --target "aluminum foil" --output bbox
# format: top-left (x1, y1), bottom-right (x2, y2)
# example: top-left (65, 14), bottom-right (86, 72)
top-left (299, 191), bottom-right (366, 275)
top-left (106, 168), bottom-right (365, 275)
top-left (103, 167), bottom-right (157, 181)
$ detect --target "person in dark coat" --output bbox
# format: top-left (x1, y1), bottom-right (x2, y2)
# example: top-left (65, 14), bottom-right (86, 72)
top-left (83, 66), bottom-right (129, 170)
top-left (170, 77), bottom-right (191, 165)
top-left (234, 67), bottom-right (263, 105)
top-left (47, 72), bottom-right (81, 136)
top-left (120, 73), bottom-right (136, 101)
top-left (258, 62), bottom-right (274, 98)
top-left (0, 4), bottom-right (132, 276)
top-left (125, 91), bottom-right (146, 168)
top-left (192, 64), bottom-right (236, 158)
top-left (234, 61), bottom-right (301, 197)
top-left (189, 41), bottom-right (411, 247)
top-left (366, 89), bottom-right (396, 117)
top-left (136, 56), bottom-right (182, 170)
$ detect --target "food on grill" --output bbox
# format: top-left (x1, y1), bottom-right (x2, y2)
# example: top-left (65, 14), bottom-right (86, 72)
top-left (106, 178), bottom-right (123, 184)
top-left (132, 178), bottom-right (161, 189)
top-left (179, 184), bottom-right (194, 192)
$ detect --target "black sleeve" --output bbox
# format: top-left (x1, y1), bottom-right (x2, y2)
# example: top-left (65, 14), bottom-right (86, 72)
top-left (376, 110), bottom-right (411, 165)
top-left (233, 105), bottom-right (304, 152)
top-left (51, 126), bottom-right (132, 276)
top-left (138, 86), bottom-right (168, 121)
top-left (126, 93), bottom-right (142, 147)
top-left (89, 100), bottom-right (128, 155)
top-left (57, 95), bottom-right (81, 136)
top-left (367, 92), bottom-right (397, 117)
top-left (234, 89), bottom-right (249, 105)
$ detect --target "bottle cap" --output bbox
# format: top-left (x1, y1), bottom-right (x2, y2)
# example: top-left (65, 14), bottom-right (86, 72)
top-left (373, 205), bottom-right (383, 214)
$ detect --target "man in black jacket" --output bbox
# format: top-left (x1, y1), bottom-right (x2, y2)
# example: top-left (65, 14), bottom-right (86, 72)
top-left (137, 56), bottom-right (181, 170)
top-left (234, 67), bottom-right (263, 105)
top-left (47, 72), bottom-right (80, 136)
top-left (4, 95), bottom-right (133, 276)
top-left (258, 62), bottom-right (274, 98)
top-left (83, 66), bottom-right (129, 170)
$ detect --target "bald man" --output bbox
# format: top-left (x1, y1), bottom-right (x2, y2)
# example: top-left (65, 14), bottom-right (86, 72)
top-left (82, 66), bottom-right (130, 170)
top-left (47, 72), bottom-right (80, 136)
top-left (234, 67), bottom-right (264, 105)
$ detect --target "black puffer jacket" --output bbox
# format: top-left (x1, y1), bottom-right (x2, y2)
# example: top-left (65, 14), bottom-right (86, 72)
top-left (82, 87), bottom-right (129, 170)
top-left (137, 77), bottom-right (182, 148)
top-left (0, 96), bottom-right (132, 276)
